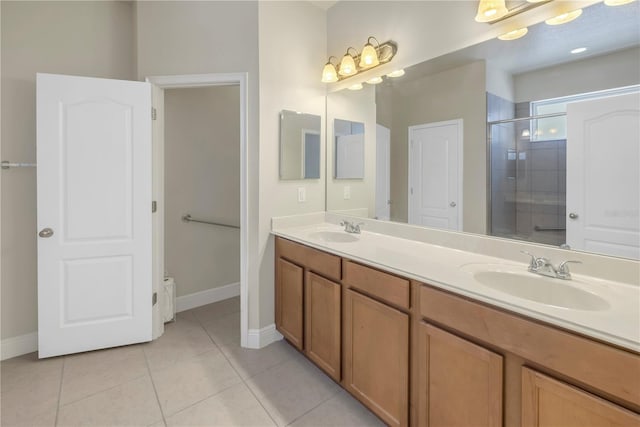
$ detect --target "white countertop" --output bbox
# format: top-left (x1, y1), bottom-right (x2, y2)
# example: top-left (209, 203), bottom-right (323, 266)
top-left (272, 222), bottom-right (640, 353)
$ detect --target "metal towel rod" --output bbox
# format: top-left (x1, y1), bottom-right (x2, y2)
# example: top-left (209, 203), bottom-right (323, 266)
top-left (534, 225), bottom-right (566, 232)
top-left (2, 160), bottom-right (37, 170)
top-left (182, 214), bottom-right (239, 230)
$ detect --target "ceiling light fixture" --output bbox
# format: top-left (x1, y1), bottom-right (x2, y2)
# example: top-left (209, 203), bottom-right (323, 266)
top-left (571, 47), bottom-right (587, 54)
top-left (366, 76), bottom-right (383, 85)
top-left (474, 0), bottom-right (508, 22)
top-left (604, 0), bottom-right (636, 5)
top-left (321, 37), bottom-right (398, 83)
top-left (498, 27), bottom-right (528, 40)
top-left (387, 69), bottom-right (406, 78)
top-left (545, 9), bottom-right (582, 25)
top-left (348, 83), bottom-right (363, 91)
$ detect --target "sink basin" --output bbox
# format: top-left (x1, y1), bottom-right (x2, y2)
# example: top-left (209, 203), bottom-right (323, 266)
top-left (461, 264), bottom-right (610, 311)
top-left (308, 231), bottom-right (359, 243)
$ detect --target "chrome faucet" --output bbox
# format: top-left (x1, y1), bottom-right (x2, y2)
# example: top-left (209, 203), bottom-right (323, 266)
top-left (520, 251), bottom-right (582, 280)
top-left (340, 220), bottom-right (364, 234)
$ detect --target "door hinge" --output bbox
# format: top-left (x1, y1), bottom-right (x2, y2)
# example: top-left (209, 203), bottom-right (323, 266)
top-left (152, 200), bottom-right (157, 213)
top-left (152, 292), bottom-right (158, 306)
top-left (151, 107), bottom-right (157, 121)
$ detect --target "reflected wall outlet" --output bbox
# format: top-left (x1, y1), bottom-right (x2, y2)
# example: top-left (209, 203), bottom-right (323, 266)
top-left (297, 187), bottom-right (306, 203)
top-left (343, 186), bottom-right (351, 200)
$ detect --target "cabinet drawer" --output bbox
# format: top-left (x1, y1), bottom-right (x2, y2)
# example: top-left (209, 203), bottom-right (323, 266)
top-left (420, 284), bottom-right (640, 408)
top-left (276, 237), bottom-right (341, 281)
top-left (343, 260), bottom-right (410, 310)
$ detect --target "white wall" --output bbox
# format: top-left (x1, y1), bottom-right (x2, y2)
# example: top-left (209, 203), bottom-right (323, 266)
top-left (1, 1), bottom-right (136, 342)
top-left (258, 1), bottom-right (327, 327)
top-left (514, 47), bottom-right (640, 102)
top-left (164, 86), bottom-right (240, 297)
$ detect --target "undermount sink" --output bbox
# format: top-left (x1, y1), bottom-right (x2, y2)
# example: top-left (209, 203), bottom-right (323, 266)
top-left (308, 230), bottom-right (359, 243)
top-left (460, 264), bottom-right (610, 311)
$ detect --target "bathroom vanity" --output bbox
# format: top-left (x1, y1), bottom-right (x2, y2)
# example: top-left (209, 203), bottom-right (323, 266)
top-left (272, 221), bottom-right (640, 427)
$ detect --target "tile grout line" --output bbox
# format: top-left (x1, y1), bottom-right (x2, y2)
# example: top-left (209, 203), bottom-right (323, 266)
top-left (55, 369), bottom-right (149, 407)
top-left (54, 356), bottom-right (66, 426)
top-left (143, 349), bottom-right (168, 427)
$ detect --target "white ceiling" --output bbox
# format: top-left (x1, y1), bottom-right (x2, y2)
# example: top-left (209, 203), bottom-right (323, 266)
top-left (402, 1), bottom-right (640, 80)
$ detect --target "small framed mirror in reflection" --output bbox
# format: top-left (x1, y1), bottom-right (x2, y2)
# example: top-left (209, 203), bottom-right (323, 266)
top-left (279, 110), bottom-right (321, 180)
top-left (334, 118), bottom-right (365, 179)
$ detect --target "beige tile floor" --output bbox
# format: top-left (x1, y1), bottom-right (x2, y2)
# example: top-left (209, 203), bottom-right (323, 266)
top-left (1, 297), bottom-right (385, 427)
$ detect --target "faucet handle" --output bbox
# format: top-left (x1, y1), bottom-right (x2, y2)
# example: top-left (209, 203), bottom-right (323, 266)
top-left (557, 260), bottom-right (582, 278)
top-left (520, 250), bottom-right (538, 270)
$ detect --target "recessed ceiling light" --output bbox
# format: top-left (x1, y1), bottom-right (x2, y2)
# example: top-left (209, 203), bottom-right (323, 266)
top-left (604, 0), bottom-right (636, 5)
top-left (571, 47), bottom-right (587, 54)
top-left (366, 76), bottom-right (383, 84)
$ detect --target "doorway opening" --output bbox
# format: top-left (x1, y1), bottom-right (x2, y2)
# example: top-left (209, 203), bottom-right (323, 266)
top-left (147, 73), bottom-right (249, 347)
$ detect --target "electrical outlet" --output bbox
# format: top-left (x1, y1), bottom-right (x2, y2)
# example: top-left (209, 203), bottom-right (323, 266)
top-left (297, 187), bottom-right (306, 203)
top-left (343, 185), bottom-right (351, 200)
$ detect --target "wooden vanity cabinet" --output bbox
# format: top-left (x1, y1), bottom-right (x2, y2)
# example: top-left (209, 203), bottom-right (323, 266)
top-left (417, 322), bottom-right (503, 427)
top-left (275, 237), bottom-right (342, 378)
top-left (522, 367), bottom-right (640, 427)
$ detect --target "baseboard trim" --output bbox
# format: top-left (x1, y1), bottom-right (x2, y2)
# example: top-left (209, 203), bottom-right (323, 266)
top-left (246, 324), bottom-right (283, 349)
top-left (1, 332), bottom-right (38, 361)
top-left (175, 282), bottom-right (241, 313)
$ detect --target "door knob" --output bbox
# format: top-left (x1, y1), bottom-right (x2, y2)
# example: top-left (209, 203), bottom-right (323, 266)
top-left (568, 213), bottom-right (579, 220)
top-left (450, 202), bottom-right (457, 207)
top-left (39, 228), bottom-right (54, 238)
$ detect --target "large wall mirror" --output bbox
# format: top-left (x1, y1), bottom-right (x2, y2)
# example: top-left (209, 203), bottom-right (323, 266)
top-left (280, 110), bottom-right (321, 180)
top-left (326, 1), bottom-right (640, 260)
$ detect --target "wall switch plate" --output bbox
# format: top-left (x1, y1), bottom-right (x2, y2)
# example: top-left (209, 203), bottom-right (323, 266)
top-left (297, 187), bottom-right (306, 203)
top-left (343, 185), bottom-right (351, 200)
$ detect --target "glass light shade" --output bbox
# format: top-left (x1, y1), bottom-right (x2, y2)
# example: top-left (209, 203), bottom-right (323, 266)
top-left (571, 47), bottom-right (587, 54)
top-left (348, 83), bottom-right (363, 91)
top-left (387, 69), bottom-right (406, 78)
top-left (338, 53), bottom-right (357, 76)
top-left (321, 62), bottom-right (338, 83)
top-left (498, 28), bottom-right (528, 40)
top-left (366, 76), bottom-right (383, 84)
top-left (526, 0), bottom-right (547, 2)
top-left (474, 0), bottom-right (508, 22)
top-left (604, 0), bottom-right (635, 5)
top-left (359, 43), bottom-right (380, 68)
top-left (545, 9), bottom-right (582, 25)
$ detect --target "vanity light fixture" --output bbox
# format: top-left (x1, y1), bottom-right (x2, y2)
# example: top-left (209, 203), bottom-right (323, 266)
top-left (321, 38), bottom-right (398, 83)
top-left (348, 83), bottom-right (363, 91)
top-left (475, 0), bottom-right (508, 22)
top-left (338, 48), bottom-right (358, 76)
top-left (545, 9), bottom-right (582, 25)
top-left (366, 76), bottom-right (384, 84)
top-left (321, 57), bottom-right (339, 83)
top-left (526, 0), bottom-right (547, 2)
top-left (604, 0), bottom-right (636, 5)
top-left (571, 47), bottom-right (587, 54)
top-left (359, 37), bottom-right (380, 69)
top-left (387, 69), bottom-right (406, 78)
top-left (498, 27), bottom-right (529, 40)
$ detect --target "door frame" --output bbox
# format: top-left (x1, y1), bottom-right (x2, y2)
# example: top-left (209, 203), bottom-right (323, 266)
top-left (407, 119), bottom-right (464, 231)
top-left (146, 73), bottom-right (249, 347)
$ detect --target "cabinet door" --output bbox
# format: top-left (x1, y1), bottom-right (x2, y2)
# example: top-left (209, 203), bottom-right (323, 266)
top-left (418, 322), bottom-right (503, 427)
top-left (522, 367), bottom-right (640, 427)
top-left (275, 258), bottom-right (303, 350)
top-left (305, 272), bottom-right (341, 381)
top-left (344, 289), bottom-right (409, 427)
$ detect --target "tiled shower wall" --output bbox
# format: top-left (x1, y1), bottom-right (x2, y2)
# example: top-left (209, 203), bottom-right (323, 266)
top-left (488, 93), bottom-right (566, 247)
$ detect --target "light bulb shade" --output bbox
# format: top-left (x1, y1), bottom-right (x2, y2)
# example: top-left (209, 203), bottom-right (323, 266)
top-left (366, 76), bottom-right (383, 84)
top-left (498, 27), bottom-right (528, 40)
top-left (338, 53), bottom-right (357, 76)
top-left (348, 83), bottom-right (363, 91)
top-left (604, 0), bottom-right (635, 5)
top-left (359, 43), bottom-right (380, 68)
top-left (321, 62), bottom-right (338, 83)
top-left (474, 0), bottom-right (508, 22)
top-left (387, 69), bottom-right (405, 78)
top-left (545, 9), bottom-right (582, 25)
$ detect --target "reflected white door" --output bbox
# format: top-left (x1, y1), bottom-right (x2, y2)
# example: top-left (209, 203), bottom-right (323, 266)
top-left (566, 92), bottom-right (640, 259)
top-left (408, 120), bottom-right (463, 230)
top-left (376, 124), bottom-right (391, 220)
top-left (37, 73), bottom-right (152, 357)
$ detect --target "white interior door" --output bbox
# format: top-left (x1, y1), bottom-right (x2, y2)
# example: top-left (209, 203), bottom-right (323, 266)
top-left (566, 92), bottom-right (640, 259)
top-left (37, 73), bottom-right (153, 358)
top-left (408, 120), bottom-right (463, 230)
top-left (335, 133), bottom-right (364, 179)
top-left (376, 124), bottom-right (391, 220)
